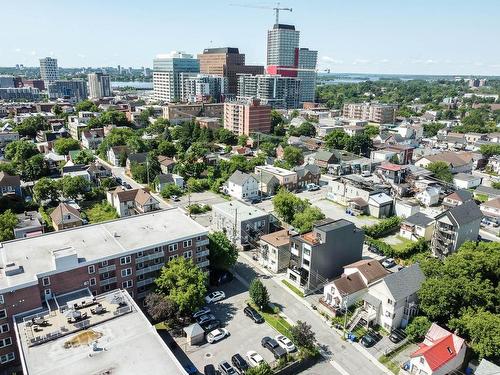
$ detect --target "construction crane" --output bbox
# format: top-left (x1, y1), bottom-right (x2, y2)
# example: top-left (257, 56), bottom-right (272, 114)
top-left (230, 2), bottom-right (292, 25)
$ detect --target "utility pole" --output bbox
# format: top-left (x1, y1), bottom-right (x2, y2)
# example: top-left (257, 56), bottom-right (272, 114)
top-left (146, 158), bottom-right (150, 187)
top-left (342, 293), bottom-right (350, 340)
top-left (232, 208), bottom-right (238, 246)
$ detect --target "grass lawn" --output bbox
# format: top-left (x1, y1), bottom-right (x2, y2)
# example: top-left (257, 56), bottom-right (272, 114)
top-left (384, 236), bottom-right (413, 253)
top-left (84, 202), bottom-right (118, 223)
top-left (379, 341), bottom-right (411, 374)
top-left (281, 279), bottom-right (304, 298)
top-left (249, 301), bottom-right (293, 338)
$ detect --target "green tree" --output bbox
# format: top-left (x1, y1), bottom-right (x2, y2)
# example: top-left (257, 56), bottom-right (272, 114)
top-left (480, 144), bottom-right (500, 158)
top-left (100, 177), bottom-right (118, 190)
top-left (270, 109), bottom-right (284, 131)
top-left (85, 202), bottom-right (118, 223)
top-left (272, 189), bottom-right (310, 224)
top-left (73, 149), bottom-right (96, 164)
top-left (14, 115), bottom-right (48, 138)
top-left (289, 122), bottom-right (316, 137)
top-left (291, 206), bottom-right (325, 234)
top-left (145, 293), bottom-right (178, 323)
top-left (290, 321), bottom-right (316, 349)
top-left (0, 210), bottom-right (18, 242)
top-left (324, 129), bottom-right (349, 150)
top-left (363, 125), bottom-right (380, 137)
top-left (283, 146), bottom-right (304, 167)
top-left (54, 138), bottom-right (81, 155)
top-left (426, 161), bottom-right (453, 182)
top-left (33, 177), bottom-right (60, 202)
top-left (208, 231), bottom-right (238, 270)
top-left (52, 103), bottom-right (63, 117)
top-left (4, 140), bottom-right (38, 164)
top-left (238, 134), bottom-right (249, 146)
top-left (75, 99), bottom-right (99, 112)
top-left (154, 257), bottom-right (208, 314)
top-left (216, 128), bottom-right (237, 145)
top-left (61, 176), bottom-right (90, 200)
top-left (405, 316), bottom-right (432, 342)
top-left (249, 278), bottom-right (270, 310)
top-left (423, 123), bottom-right (445, 137)
top-left (245, 363), bottom-right (274, 375)
top-left (160, 184), bottom-right (183, 198)
top-left (23, 154), bottom-right (48, 181)
top-left (100, 110), bottom-right (131, 127)
top-left (0, 162), bottom-right (16, 175)
top-left (345, 134), bottom-right (373, 156)
top-left (259, 141), bottom-right (277, 157)
top-left (157, 140), bottom-right (176, 157)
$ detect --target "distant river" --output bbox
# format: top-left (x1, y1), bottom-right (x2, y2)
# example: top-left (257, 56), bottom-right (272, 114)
top-left (111, 81), bottom-right (153, 89)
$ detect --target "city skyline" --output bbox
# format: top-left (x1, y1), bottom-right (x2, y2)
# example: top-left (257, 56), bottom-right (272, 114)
top-left (1, 0), bottom-right (499, 75)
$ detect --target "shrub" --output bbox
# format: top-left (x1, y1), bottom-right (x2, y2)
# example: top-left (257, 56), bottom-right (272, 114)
top-left (160, 184), bottom-right (183, 198)
top-left (249, 278), bottom-right (270, 310)
top-left (363, 216), bottom-right (402, 239)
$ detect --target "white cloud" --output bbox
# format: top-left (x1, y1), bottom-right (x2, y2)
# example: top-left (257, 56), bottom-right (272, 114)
top-left (353, 59), bottom-right (370, 65)
top-left (322, 56), bottom-right (343, 64)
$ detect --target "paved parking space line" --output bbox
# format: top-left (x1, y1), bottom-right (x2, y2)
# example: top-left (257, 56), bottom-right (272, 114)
top-left (330, 359), bottom-right (351, 375)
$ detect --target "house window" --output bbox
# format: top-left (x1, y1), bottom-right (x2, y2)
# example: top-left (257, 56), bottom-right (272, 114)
top-left (183, 240), bottom-right (192, 248)
top-left (183, 251), bottom-right (192, 259)
top-left (168, 244), bottom-right (178, 252)
top-left (168, 255), bottom-right (178, 261)
top-left (447, 347), bottom-right (452, 354)
top-left (0, 310), bottom-right (5, 319)
top-left (0, 295), bottom-right (3, 305)
top-left (0, 337), bottom-right (12, 348)
top-left (387, 299), bottom-right (393, 305)
top-left (121, 268), bottom-right (132, 277)
top-left (137, 251), bottom-right (144, 258)
top-left (122, 280), bottom-right (133, 289)
top-left (101, 260), bottom-right (108, 267)
top-left (0, 324), bottom-right (9, 333)
top-left (120, 256), bottom-right (131, 265)
top-left (0, 352), bottom-right (14, 364)
top-left (419, 357), bottom-right (424, 365)
top-left (154, 247), bottom-right (161, 253)
top-left (88, 265), bottom-right (95, 274)
top-left (137, 262), bottom-right (144, 269)
top-left (197, 236), bottom-right (202, 241)
top-left (102, 285), bottom-right (111, 292)
top-left (101, 272), bottom-right (110, 279)
top-left (42, 277), bottom-right (50, 286)
top-left (154, 257), bottom-right (162, 264)
top-left (138, 274), bottom-right (145, 281)
top-left (89, 278), bottom-right (96, 286)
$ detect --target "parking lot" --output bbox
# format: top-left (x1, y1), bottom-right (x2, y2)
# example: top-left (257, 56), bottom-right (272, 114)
top-left (174, 278), bottom-right (279, 372)
top-left (169, 191), bottom-right (230, 228)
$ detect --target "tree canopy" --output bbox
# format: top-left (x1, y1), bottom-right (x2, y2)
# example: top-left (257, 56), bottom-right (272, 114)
top-left (0, 210), bottom-right (18, 242)
top-left (425, 161), bottom-right (453, 182)
top-left (53, 138), bottom-right (81, 155)
top-left (249, 278), bottom-right (270, 310)
top-left (208, 231), bottom-right (238, 270)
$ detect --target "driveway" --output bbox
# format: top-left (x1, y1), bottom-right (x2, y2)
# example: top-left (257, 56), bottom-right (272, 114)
top-left (312, 199), bottom-right (379, 228)
top-left (169, 191), bottom-right (230, 228)
top-left (177, 278), bottom-right (278, 372)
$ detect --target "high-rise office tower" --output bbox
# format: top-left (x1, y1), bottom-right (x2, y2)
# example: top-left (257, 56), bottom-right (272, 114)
top-left (39, 57), bottom-right (59, 84)
top-left (88, 72), bottom-right (112, 98)
top-left (197, 48), bottom-right (263, 96)
top-left (297, 48), bottom-right (318, 103)
top-left (153, 52), bottom-right (200, 102)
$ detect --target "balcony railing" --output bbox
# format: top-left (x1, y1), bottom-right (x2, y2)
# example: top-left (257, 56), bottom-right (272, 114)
top-left (100, 277), bottom-right (117, 286)
top-left (98, 264), bottom-right (116, 274)
top-left (197, 239), bottom-right (209, 246)
top-left (136, 264), bottom-right (164, 276)
top-left (197, 260), bottom-right (209, 268)
top-left (135, 251), bottom-right (165, 263)
top-left (137, 278), bottom-right (155, 288)
top-left (195, 249), bottom-right (209, 257)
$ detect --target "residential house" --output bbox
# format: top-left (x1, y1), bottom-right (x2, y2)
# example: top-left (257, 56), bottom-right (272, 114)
top-left (255, 172), bottom-right (280, 196)
top-left (225, 170), bottom-right (259, 201)
top-left (63, 169), bottom-right (91, 183)
top-left (314, 150), bottom-right (336, 169)
top-left (81, 128), bottom-right (105, 150)
top-left (259, 229), bottom-right (291, 273)
top-left (399, 212), bottom-right (435, 241)
top-left (254, 165), bottom-right (298, 192)
top-left (154, 173), bottom-right (184, 193)
top-left (377, 163), bottom-right (408, 184)
top-left (368, 193), bottom-right (393, 218)
top-left (0, 171), bottom-right (22, 197)
top-left (211, 200), bottom-right (271, 248)
top-left (486, 155), bottom-right (500, 174)
top-left (107, 145), bottom-right (129, 166)
top-left (158, 155), bottom-right (176, 174)
top-left (352, 263), bottom-right (425, 331)
top-left (416, 186), bottom-right (440, 207)
top-left (86, 161), bottom-right (112, 183)
top-left (327, 149), bottom-right (372, 176)
top-left (453, 173), bottom-right (482, 190)
top-left (44, 151), bottom-right (66, 173)
top-left (13, 211), bottom-right (44, 239)
top-left (442, 189), bottom-right (473, 207)
top-left (414, 151), bottom-right (473, 174)
top-left (293, 164), bottom-right (321, 189)
top-left (50, 202), bottom-right (84, 231)
top-left (322, 259), bottom-right (389, 311)
top-left (480, 197), bottom-right (500, 223)
top-left (474, 185), bottom-right (500, 201)
top-left (394, 199), bottom-right (420, 218)
top-left (126, 152), bottom-right (149, 172)
top-left (343, 125), bottom-right (364, 137)
top-left (287, 219), bottom-right (364, 292)
top-left (0, 131), bottom-right (19, 147)
top-left (107, 187), bottom-right (160, 217)
top-left (431, 200), bottom-right (483, 258)
top-left (408, 324), bottom-right (466, 375)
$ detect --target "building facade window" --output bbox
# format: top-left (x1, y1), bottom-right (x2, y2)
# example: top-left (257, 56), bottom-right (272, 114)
top-left (168, 255), bottom-right (178, 261)
top-left (101, 260), bottom-right (108, 267)
top-left (0, 323), bottom-right (9, 333)
top-left (183, 240), bottom-right (192, 248)
top-left (0, 310), bottom-right (6, 319)
top-left (122, 280), bottom-right (133, 289)
top-left (121, 268), bottom-right (132, 278)
top-left (183, 251), bottom-right (192, 259)
top-left (120, 256), bottom-right (131, 265)
top-left (0, 352), bottom-right (15, 364)
top-left (0, 295), bottom-right (4, 305)
top-left (88, 265), bottom-right (95, 274)
top-left (42, 277), bottom-right (50, 286)
top-left (168, 244), bottom-right (178, 252)
top-left (89, 278), bottom-right (96, 286)
top-left (0, 337), bottom-right (12, 348)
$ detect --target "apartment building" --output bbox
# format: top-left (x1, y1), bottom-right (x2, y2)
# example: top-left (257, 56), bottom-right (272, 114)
top-left (287, 218), bottom-right (364, 292)
top-left (163, 102), bottom-right (224, 124)
top-left (254, 165), bottom-right (298, 192)
top-left (87, 72), bottom-right (111, 98)
top-left (342, 103), bottom-right (397, 124)
top-left (237, 74), bottom-right (300, 109)
top-left (431, 200), bottom-right (483, 258)
top-left (47, 80), bottom-right (88, 102)
top-left (0, 209), bottom-right (209, 370)
top-left (223, 98), bottom-right (271, 136)
top-left (259, 229), bottom-right (291, 273)
top-left (197, 47), bottom-right (264, 95)
top-left (68, 111), bottom-right (98, 140)
top-left (39, 57), bottom-right (59, 84)
top-left (180, 74), bottom-right (227, 103)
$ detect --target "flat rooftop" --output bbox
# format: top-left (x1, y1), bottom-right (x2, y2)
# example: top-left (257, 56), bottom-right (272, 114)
top-left (255, 164), bottom-right (295, 176)
top-left (0, 208), bottom-right (208, 291)
top-left (16, 289), bottom-right (187, 375)
top-left (212, 200), bottom-right (268, 220)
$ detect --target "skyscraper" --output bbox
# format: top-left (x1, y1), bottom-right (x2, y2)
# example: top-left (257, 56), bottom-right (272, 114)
top-left (88, 72), bottom-right (112, 98)
top-left (198, 48), bottom-right (264, 96)
top-left (39, 57), bottom-right (59, 84)
top-left (153, 52), bottom-right (200, 102)
top-left (297, 48), bottom-right (318, 103)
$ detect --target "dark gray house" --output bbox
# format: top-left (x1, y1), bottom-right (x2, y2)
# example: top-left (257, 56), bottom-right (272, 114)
top-left (287, 218), bottom-right (364, 293)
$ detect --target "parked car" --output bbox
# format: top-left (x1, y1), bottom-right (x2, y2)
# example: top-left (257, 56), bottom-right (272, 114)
top-left (200, 319), bottom-right (221, 332)
top-left (361, 171), bottom-right (372, 177)
top-left (124, 182), bottom-right (132, 189)
top-left (382, 258), bottom-right (396, 268)
top-left (171, 195), bottom-right (180, 202)
top-left (205, 291), bottom-right (225, 304)
top-left (261, 336), bottom-right (287, 359)
top-left (204, 364), bottom-right (217, 375)
top-left (275, 334), bottom-right (296, 353)
top-left (184, 364), bottom-right (198, 375)
top-left (360, 333), bottom-right (377, 348)
top-left (197, 313), bottom-right (216, 325)
top-left (244, 306), bottom-right (264, 324)
top-left (389, 328), bottom-right (407, 343)
top-left (231, 353), bottom-right (249, 374)
top-left (115, 177), bottom-right (122, 185)
top-left (368, 245), bottom-right (381, 255)
top-left (207, 328), bottom-right (229, 344)
top-left (218, 360), bottom-right (237, 375)
top-left (246, 351), bottom-right (265, 368)
top-left (210, 269), bottom-right (234, 286)
top-left (306, 183), bottom-right (320, 191)
top-left (192, 306), bottom-right (211, 319)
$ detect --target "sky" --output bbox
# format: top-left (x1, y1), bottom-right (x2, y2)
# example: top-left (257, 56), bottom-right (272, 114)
top-left (1, 0), bottom-right (499, 76)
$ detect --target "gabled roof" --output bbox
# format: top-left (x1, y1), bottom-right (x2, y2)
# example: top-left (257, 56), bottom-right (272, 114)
top-left (404, 212), bottom-right (434, 227)
top-left (50, 203), bottom-right (82, 225)
top-left (410, 323), bottom-right (464, 371)
top-left (315, 150), bottom-right (334, 162)
top-left (111, 187), bottom-right (158, 207)
top-left (127, 152), bottom-right (148, 164)
top-left (333, 272), bottom-right (367, 295)
top-left (156, 174), bottom-right (174, 184)
top-left (419, 151), bottom-right (471, 168)
top-left (0, 171), bottom-right (20, 187)
top-left (368, 193), bottom-right (392, 206)
top-left (109, 145), bottom-right (129, 154)
top-left (380, 263), bottom-right (425, 301)
top-left (344, 259), bottom-right (389, 284)
top-left (481, 196), bottom-right (500, 210)
top-left (445, 189), bottom-right (472, 203)
top-left (475, 185), bottom-right (500, 198)
top-left (228, 170), bottom-right (256, 186)
top-left (157, 155), bottom-right (176, 167)
top-left (293, 164), bottom-right (320, 178)
top-left (443, 200), bottom-right (483, 226)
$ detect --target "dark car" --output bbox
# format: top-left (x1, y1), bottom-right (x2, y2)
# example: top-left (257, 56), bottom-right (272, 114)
top-left (124, 182), bottom-right (132, 189)
top-left (389, 328), bottom-right (407, 343)
top-left (261, 336), bottom-right (287, 359)
top-left (210, 269), bottom-right (234, 286)
top-left (200, 319), bottom-right (221, 332)
top-left (361, 333), bottom-right (377, 348)
top-left (218, 360), bottom-right (237, 375)
top-left (244, 306), bottom-right (264, 324)
top-left (204, 364), bottom-right (217, 375)
top-left (115, 177), bottom-right (122, 185)
top-left (231, 353), bottom-right (249, 373)
top-left (184, 364), bottom-right (198, 375)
